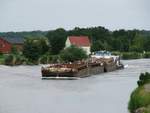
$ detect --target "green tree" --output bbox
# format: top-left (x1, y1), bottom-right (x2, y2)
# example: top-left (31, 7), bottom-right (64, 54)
top-left (46, 28), bottom-right (67, 55)
top-left (60, 45), bottom-right (88, 62)
top-left (143, 37), bottom-right (150, 51)
top-left (129, 34), bottom-right (146, 52)
top-left (11, 45), bottom-right (19, 54)
top-left (23, 37), bottom-right (49, 62)
top-left (91, 41), bottom-right (104, 52)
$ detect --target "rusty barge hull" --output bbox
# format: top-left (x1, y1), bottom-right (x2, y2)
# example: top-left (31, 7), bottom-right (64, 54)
top-left (41, 62), bottom-right (124, 79)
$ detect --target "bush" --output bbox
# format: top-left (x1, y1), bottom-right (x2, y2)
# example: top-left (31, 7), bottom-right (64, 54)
top-left (11, 46), bottom-right (19, 54)
top-left (143, 52), bottom-right (150, 58)
top-left (48, 55), bottom-right (60, 63)
top-left (137, 72), bottom-right (150, 86)
top-left (129, 72), bottom-right (150, 113)
top-left (60, 45), bottom-right (88, 62)
top-left (39, 55), bottom-right (49, 64)
top-left (122, 52), bottom-right (142, 60)
top-left (0, 53), bottom-right (4, 64)
top-left (15, 55), bottom-right (27, 65)
top-left (4, 54), bottom-right (15, 65)
top-left (4, 54), bottom-right (27, 65)
top-left (39, 54), bottom-right (61, 64)
top-left (23, 37), bottom-right (49, 62)
top-left (128, 87), bottom-right (150, 113)
top-left (112, 51), bottom-right (121, 56)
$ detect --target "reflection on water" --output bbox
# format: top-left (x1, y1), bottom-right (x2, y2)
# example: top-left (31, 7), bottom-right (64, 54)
top-left (0, 59), bottom-right (150, 113)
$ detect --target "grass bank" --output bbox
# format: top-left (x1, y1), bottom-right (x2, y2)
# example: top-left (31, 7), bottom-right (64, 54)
top-left (128, 72), bottom-right (150, 113)
top-left (129, 86), bottom-right (150, 113)
top-left (2, 53), bottom-right (60, 65)
top-left (1, 51), bottom-right (150, 65)
top-left (112, 52), bottom-right (150, 60)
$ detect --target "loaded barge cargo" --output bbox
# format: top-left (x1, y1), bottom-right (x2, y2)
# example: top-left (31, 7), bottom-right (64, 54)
top-left (41, 51), bottom-right (123, 79)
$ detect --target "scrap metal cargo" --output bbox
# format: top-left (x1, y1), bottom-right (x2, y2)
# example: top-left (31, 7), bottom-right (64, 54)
top-left (41, 51), bottom-right (124, 79)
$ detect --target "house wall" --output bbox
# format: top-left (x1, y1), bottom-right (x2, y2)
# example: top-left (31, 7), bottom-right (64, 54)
top-left (65, 37), bottom-right (91, 55)
top-left (65, 38), bottom-right (71, 48)
top-left (0, 38), bottom-right (12, 53)
top-left (81, 46), bottom-right (91, 55)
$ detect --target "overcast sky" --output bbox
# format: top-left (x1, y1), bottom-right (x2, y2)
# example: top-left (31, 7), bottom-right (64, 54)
top-left (0, 0), bottom-right (149, 32)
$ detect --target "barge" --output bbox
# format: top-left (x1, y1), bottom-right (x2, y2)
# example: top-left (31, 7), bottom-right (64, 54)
top-left (41, 51), bottom-right (124, 79)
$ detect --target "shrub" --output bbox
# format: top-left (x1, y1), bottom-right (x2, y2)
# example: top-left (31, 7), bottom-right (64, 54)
top-left (137, 72), bottom-right (150, 86)
top-left (128, 87), bottom-right (150, 113)
top-left (39, 55), bottom-right (49, 64)
top-left (60, 45), bottom-right (88, 62)
top-left (0, 53), bottom-right (4, 64)
top-left (122, 52), bottom-right (142, 60)
top-left (4, 54), bottom-right (27, 65)
top-left (15, 55), bottom-right (27, 65)
top-left (129, 72), bottom-right (150, 113)
top-left (11, 45), bottom-right (19, 55)
top-left (143, 52), bottom-right (150, 58)
top-left (23, 37), bottom-right (49, 62)
top-left (112, 51), bottom-right (121, 56)
top-left (48, 55), bottom-right (60, 63)
top-left (4, 54), bottom-right (15, 65)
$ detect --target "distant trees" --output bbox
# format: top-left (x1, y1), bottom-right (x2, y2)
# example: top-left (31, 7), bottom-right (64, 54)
top-left (0, 26), bottom-right (150, 54)
top-left (91, 41), bottom-right (104, 52)
top-left (129, 34), bottom-right (145, 52)
top-left (46, 27), bottom-right (150, 54)
top-left (2, 26), bottom-right (150, 65)
top-left (23, 37), bottom-right (49, 62)
top-left (60, 45), bottom-right (88, 62)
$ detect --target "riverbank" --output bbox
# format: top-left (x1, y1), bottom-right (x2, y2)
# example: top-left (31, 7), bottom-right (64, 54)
top-left (1, 52), bottom-right (150, 66)
top-left (128, 72), bottom-right (150, 113)
top-left (112, 52), bottom-right (150, 60)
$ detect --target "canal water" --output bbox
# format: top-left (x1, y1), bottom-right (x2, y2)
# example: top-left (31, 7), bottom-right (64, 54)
top-left (0, 59), bottom-right (150, 113)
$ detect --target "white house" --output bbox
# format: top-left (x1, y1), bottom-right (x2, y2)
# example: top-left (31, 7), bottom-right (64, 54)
top-left (65, 36), bottom-right (91, 55)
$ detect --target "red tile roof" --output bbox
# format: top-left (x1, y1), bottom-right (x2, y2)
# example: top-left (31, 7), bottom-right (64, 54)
top-left (68, 36), bottom-right (90, 47)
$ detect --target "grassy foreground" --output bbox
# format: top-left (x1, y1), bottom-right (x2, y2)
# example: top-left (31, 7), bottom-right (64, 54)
top-left (129, 86), bottom-right (150, 113)
top-left (128, 72), bottom-right (150, 113)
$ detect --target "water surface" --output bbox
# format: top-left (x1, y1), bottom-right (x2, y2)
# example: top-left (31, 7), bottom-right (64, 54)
top-left (0, 59), bottom-right (150, 113)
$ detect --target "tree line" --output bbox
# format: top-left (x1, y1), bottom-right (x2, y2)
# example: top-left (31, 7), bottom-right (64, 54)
top-left (1, 26), bottom-right (150, 63)
top-left (46, 27), bottom-right (150, 54)
top-left (1, 26), bottom-right (150, 54)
